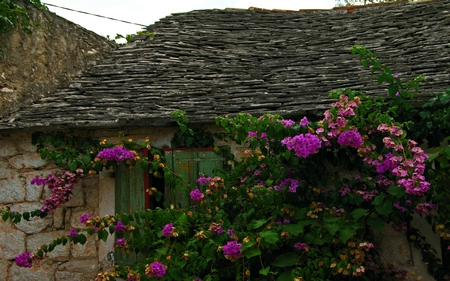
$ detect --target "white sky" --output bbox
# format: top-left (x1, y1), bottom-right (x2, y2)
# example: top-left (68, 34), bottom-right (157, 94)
top-left (42, 0), bottom-right (336, 42)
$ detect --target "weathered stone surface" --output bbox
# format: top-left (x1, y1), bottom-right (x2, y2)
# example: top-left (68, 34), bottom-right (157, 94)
top-left (0, 178), bottom-right (25, 203)
top-left (0, 221), bottom-right (26, 260)
top-left (0, 168), bottom-right (19, 180)
top-left (0, 259), bottom-right (10, 281)
top-left (0, 159), bottom-right (9, 169)
top-left (14, 133), bottom-right (37, 152)
top-left (23, 170), bottom-right (50, 201)
top-left (8, 153), bottom-right (46, 169)
top-left (55, 271), bottom-right (83, 281)
top-left (61, 182), bottom-right (84, 207)
top-left (10, 203), bottom-right (52, 234)
top-left (0, 139), bottom-right (17, 157)
top-left (71, 232), bottom-right (97, 259)
top-left (53, 207), bottom-right (65, 229)
top-left (27, 230), bottom-right (69, 260)
top-left (10, 262), bottom-right (56, 281)
top-left (83, 176), bottom-right (99, 210)
top-left (57, 259), bottom-right (98, 277)
top-left (377, 225), bottom-right (412, 266)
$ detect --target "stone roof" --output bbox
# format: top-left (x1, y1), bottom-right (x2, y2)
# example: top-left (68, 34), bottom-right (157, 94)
top-left (0, 1), bottom-right (449, 132)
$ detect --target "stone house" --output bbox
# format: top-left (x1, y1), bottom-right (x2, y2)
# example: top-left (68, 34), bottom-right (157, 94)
top-left (0, 1), bottom-right (449, 280)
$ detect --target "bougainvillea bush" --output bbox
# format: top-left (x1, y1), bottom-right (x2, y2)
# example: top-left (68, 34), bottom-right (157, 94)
top-left (3, 46), bottom-right (450, 281)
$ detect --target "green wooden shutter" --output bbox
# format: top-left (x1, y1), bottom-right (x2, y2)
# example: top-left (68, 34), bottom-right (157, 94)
top-left (164, 148), bottom-right (224, 206)
top-left (114, 163), bottom-right (145, 265)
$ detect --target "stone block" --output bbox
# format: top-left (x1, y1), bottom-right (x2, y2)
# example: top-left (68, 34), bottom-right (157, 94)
top-left (10, 262), bottom-right (56, 281)
top-left (61, 182), bottom-right (84, 207)
top-left (83, 176), bottom-right (99, 209)
top-left (0, 169), bottom-right (19, 180)
top-left (55, 271), bottom-right (82, 281)
top-left (0, 139), bottom-right (18, 157)
top-left (27, 230), bottom-right (69, 260)
top-left (57, 259), bottom-right (98, 275)
top-left (0, 221), bottom-right (26, 260)
top-left (23, 170), bottom-right (51, 202)
top-left (8, 153), bottom-right (46, 169)
top-left (14, 133), bottom-right (37, 153)
top-left (0, 178), bottom-right (25, 203)
top-left (377, 225), bottom-right (412, 266)
top-left (0, 259), bottom-right (10, 281)
top-left (53, 207), bottom-right (65, 229)
top-left (10, 203), bottom-right (52, 234)
top-left (71, 232), bottom-right (97, 259)
top-left (0, 159), bottom-right (9, 169)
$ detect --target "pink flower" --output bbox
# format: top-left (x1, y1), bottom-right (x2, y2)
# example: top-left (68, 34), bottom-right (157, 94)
top-left (146, 261), bottom-right (166, 278)
top-left (281, 119), bottom-right (295, 128)
top-left (300, 116), bottom-right (309, 126)
top-left (114, 221), bottom-right (126, 234)
top-left (68, 228), bottom-right (77, 237)
top-left (223, 241), bottom-right (242, 259)
top-left (79, 213), bottom-right (92, 224)
top-left (190, 188), bottom-right (204, 201)
top-left (337, 130), bottom-right (363, 148)
top-left (162, 223), bottom-right (175, 237)
top-left (15, 252), bottom-right (33, 268)
top-left (294, 242), bottom-right (308, 251)
top-left (196, 175), bottom-right (211, 185)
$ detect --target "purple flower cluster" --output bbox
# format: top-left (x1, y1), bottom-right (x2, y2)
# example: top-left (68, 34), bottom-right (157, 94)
top-left (15, 252), bottom-right (33, 268)
top-left (299, 116), bottom-right (309, 126)
top-left (79, 213), bottom-right (92, 224)
top-left (162, 223), bottom-right (174, 237)
top-left (196, 175), bottom-right (212, 185)
top-left (223, 241), bottom-right (242, 259)
top-left (32, 171), bottom-right (81, 214)
top-left (280, 119), bottom-right (295, 128)
top-left (145, 261), bottom-right (166, 278)
top-left (209, 222), bottom-right (224, 234)
top-left (115, 238), bottom-right (127, 247)
top-left (281, 133), bottom-right (322, 158)
top-left (96, 146), bottom-right (135, 162)
top-left (337, 130), bottom-right (363, 148)
top-left (114, 221), bottom-right (126, 233)
top-left (414, 203), bottom-right (436, 215)
top-left (277, 178), bottom-right (300, 193)
top-left (294, 242), bottom-right (308, 251)
top-left (190, 188), bottom-right (204, 201)
top-left (68, 228), bottom-right (77, 237)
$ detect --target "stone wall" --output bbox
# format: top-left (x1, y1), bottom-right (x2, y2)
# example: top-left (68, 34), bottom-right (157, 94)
top-left (0, 1), bottom-right (117, 118)
top-left (0, 133), bottom-right (101, 281)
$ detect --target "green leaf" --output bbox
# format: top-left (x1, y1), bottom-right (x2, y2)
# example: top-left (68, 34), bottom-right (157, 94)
top-left (367, 218), bottom-right (385, 231)
top-left (376, 200), bottom-right (393, 217)
top-left (326, 223), bottom-right (340, 235)
top-left (283, 223), bottom-right (306, 236)
top-left (98, 229), bottom-right (108, 242)
top-left (259, 266), bottom-right (270, 276)
top-left (37, 250), bottom-right (44, 258)
top-left (388, 185), bottom-right (405, 199)
top-left (351, 208), bottom-right (367, 221)
top-left (440, 93), bottom-right (450, 105)
top-left (241, 240), bottom-right (256, 252)
top-left (339, 226), bottom-right (357, 243)
top-left (260, 230), bottom-right (279, 244)
top-left (244, 248), bottom-right (261, 259)
top-left (69, 161), bottom-right (78, 172)
top-left (272, 252), bottom-right (298, 267)
top-left (248, 219), bottom-right (268, 230)
top-left (77, 234), bottom-right (87, 245)
top-left (81, 154), bottom-right (91, 165)
top-left (276, 269), bottom-right (293, 281)
top-left (2, 212), bottom-right (9, 221)
top-left (372, 193), bottom-right (385, 206)
top-left (168, 265), bottom-right (184, 279)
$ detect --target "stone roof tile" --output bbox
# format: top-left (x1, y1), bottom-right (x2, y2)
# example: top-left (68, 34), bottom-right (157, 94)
top-left (0, 1), bottom-right (449, 132)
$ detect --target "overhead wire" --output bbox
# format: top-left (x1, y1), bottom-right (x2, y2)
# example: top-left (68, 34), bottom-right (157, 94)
top-left (42, 2), bottom-right (147, 27)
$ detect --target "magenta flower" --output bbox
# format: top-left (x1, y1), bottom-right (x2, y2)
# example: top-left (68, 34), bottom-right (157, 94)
top-left (337, 130), bottom-right (363, 148)
top-left (196, 175), bottom-right (212, 185)
top-left (162, 223), bottom-right (174, 237)
top-left (68, 228), bottom-right (77, 237)
top-left (223, 241), bottom-right (242, 259)
top-left (15, 252), bottom-right (33, 268)
top-left (281, 119), bottom-right (295, 128)
top-left (300, 116), bottom-right (309, 126)
top-left (281, 133), bottom-right (322, 158)
top-left (190, 188), bottom-right (204, 201)
top-left (209, 222), bottom-right (224, 234)
top-left (294, 242), bottom-right (308, 251)
top-left (117, 238), bottom-right (126, 245)
top-left (96, 146), bottom-right (135, 162)
top-left (114, 221), bottom-right (126, 234)
top-left (79, 213), bottom-right (92, 224)
top-left (146, 261), bottom-right (166, 278)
